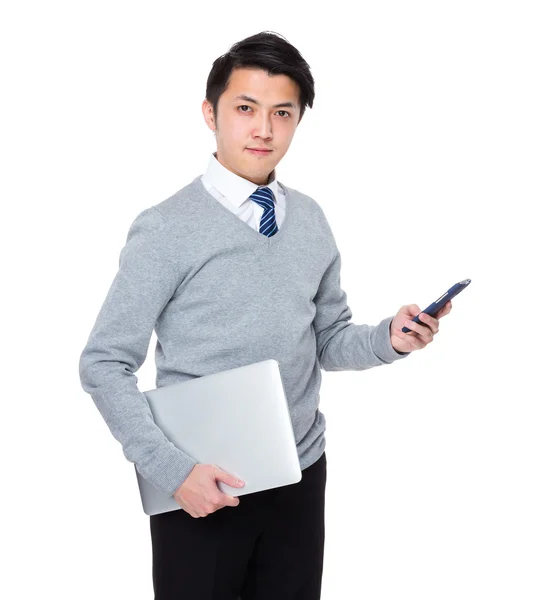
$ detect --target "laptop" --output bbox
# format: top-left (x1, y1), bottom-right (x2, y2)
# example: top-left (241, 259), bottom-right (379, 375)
top-left (135, 359), bottom-right (302, 516)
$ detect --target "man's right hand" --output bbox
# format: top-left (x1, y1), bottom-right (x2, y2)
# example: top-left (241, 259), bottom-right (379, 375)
top-left (172, 464), bottom-right (245, 518)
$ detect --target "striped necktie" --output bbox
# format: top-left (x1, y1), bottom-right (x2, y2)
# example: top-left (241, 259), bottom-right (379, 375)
top-left (248, 186), bottom-right (279, 237)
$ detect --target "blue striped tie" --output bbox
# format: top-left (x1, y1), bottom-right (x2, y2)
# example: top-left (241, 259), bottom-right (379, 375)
top-left (248, 186), bottom-right (279, 237)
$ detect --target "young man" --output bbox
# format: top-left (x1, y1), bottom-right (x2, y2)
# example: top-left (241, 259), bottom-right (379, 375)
top-left (79, 31), bottom-right (452, 600)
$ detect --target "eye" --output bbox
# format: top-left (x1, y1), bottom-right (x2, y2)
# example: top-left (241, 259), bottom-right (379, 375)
top-left (237, 105), bottom-right (291, 118)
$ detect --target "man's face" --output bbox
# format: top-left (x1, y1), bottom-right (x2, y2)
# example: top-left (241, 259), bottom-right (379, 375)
top-left (202, 67), bottom-right (302, 186)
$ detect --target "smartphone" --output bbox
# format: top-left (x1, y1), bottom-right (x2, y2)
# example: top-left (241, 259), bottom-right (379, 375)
top-left (402, 278), bottom-right (471, 333)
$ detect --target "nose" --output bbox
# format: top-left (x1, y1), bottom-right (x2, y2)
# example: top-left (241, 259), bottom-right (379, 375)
top-left (253, 112), bottom-right (273, 140)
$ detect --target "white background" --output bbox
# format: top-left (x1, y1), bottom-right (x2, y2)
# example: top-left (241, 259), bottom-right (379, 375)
top-left (2, 1), bottom-right (535, 598)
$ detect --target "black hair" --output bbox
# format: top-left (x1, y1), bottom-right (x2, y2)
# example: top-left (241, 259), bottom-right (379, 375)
top-left (205, 31), bottom-right (315, 126)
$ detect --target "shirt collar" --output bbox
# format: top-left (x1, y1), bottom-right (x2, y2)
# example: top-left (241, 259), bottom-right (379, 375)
top-left (203, 151), bottom-right (280, 209)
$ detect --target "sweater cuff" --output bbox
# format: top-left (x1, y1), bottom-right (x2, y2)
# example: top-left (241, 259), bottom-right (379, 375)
top-left (142, 446), bottom-right (199, 498)
top-left (371, 316), bottom-right (411, 363)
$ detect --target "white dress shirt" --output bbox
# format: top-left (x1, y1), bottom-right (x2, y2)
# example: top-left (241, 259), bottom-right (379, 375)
top-left (201, 151), bottom-right (286, 231)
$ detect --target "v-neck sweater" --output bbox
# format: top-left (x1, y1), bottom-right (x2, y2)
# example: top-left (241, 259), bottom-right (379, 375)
top-left (79, 174), bottom-right (410, 497)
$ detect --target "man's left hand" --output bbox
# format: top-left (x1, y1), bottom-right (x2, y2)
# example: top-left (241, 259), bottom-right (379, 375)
top-left (390, 301), bottom-right (453, 353)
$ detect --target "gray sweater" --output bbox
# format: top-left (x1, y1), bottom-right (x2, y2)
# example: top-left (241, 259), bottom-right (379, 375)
top-left (78, 175), bottom-right (410, 497)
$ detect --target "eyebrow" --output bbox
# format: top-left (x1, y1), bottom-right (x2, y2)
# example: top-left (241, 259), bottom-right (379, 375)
top-left (233, 94), bottom-right (297, 110)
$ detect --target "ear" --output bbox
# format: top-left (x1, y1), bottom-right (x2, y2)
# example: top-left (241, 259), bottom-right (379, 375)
top-left (201, 99), bottom-right (216, 132)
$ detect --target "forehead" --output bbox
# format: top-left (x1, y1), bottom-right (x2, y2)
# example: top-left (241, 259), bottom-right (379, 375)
top-left (223, 67), bottom-right (300, 104)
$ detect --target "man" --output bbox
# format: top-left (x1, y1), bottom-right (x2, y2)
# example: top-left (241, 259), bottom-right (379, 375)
top-left (79, 31), bottom-right (452, 600)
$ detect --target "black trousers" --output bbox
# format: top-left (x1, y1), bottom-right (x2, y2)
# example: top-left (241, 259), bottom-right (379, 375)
top-left (149, 451), bottom-right (327, 600)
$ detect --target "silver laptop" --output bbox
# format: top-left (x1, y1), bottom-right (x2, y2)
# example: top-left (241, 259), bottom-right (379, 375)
top-left (135, 359), bottom-right (302, 516)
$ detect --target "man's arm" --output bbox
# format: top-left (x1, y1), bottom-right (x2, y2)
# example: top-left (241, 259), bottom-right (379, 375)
top-left (312, 248), bottom-right (410, 371)
top-left (78, 207), bottom-right (197, 497)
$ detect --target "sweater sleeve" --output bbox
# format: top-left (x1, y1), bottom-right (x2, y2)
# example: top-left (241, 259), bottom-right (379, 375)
top-left (312, 247), bottom-right (411, 371)
top-left (78, 207), bottom-right (198, 497)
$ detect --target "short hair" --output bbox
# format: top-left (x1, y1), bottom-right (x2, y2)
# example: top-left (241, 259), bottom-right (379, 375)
top-left (205, 31), bottom-right (315, 125)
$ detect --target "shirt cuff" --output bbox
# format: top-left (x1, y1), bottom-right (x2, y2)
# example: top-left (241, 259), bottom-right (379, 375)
top-left (371, 316), bottom-right (412, 363)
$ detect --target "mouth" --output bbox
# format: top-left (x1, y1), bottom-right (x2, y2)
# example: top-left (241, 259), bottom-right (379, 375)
top-left (246, 148), bottom-right (273, 156)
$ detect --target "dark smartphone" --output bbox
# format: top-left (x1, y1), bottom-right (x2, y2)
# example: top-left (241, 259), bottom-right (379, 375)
top-left (402, 278), bottom-right (471, 333)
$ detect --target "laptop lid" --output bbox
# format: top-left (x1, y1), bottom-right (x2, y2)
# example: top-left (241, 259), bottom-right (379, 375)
top-left (135, 359), bottom-right (301, 516)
